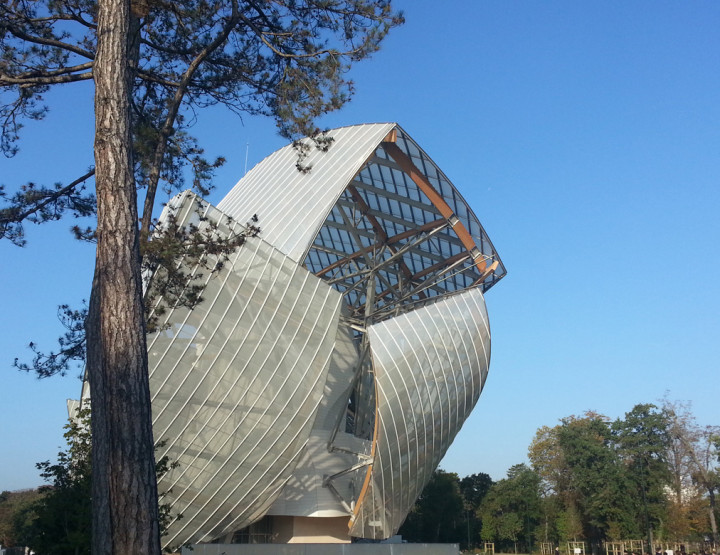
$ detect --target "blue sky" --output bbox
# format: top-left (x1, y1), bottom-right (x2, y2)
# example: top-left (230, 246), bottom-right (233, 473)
top-left (2, 1), bottom-right (719, 491)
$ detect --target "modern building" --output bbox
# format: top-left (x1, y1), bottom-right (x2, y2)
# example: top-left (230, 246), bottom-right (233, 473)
top-left (76, 123), bottom-right (506, 548)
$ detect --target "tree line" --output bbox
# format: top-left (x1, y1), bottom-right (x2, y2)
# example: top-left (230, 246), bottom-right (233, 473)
top-left (399, 400), bottom-right (720, 553)
top-left (1, 399), bottom-right (717, 553)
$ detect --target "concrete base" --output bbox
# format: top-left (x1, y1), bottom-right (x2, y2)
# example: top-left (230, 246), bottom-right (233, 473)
top-left (274, 516), bottom-right (351, 544)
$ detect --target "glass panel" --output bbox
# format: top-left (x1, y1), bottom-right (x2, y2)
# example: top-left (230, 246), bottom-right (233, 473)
top-left (148, 194), bottom-right (344, 547)
top-left (351, 288), bottom-right (491, 539)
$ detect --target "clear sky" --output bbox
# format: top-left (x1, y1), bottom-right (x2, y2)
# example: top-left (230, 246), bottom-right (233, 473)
top-left (2, 1), bottom-right (719, 491)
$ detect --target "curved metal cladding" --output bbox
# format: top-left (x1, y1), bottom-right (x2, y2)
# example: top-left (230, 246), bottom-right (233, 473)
top-left (147, 192), bottom-right (344, 547)
top-left (217, 123), bottom-right (396, 264)
top-left (349, 288), bottom-right (491, 539)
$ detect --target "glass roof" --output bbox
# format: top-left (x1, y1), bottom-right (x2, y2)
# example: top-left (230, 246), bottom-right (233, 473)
top-left (302, 126), bottom-right (505, 326)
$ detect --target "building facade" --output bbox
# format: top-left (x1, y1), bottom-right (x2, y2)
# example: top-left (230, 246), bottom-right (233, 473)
top-left (78, 123), bottom-right (506, 548)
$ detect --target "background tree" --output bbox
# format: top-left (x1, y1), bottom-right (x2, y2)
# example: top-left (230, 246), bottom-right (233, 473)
top-left (461, 472), bottom-right (494, 512)
top-left (1, 1), bottom-right (402, 551)
top-left (12, 408), bottom-right (92, 555)
top-left (556, 413), bottom-right (623, 542)
top-left (664, 400), bottom-right (720, 545)
top-left (529, 423), bottom-right (572, 545)
top-left (554, 504), bottom-right (584, 544)
top-left (460, 472), bottom-right (494, 549)
top-left (529, 424), bottom-right (570, 498)
top-left (0, 489), bottom-right (43, 549)
top-left (399, 470), bottom-right (466, 544)
top-left (11, 407), bottom-right (182, 555)
top-left (530, 412), bottom-right (639, 544)
top-left (478, 463), bottom-right (542, 553)
top-left (87, 1), bottom-right (160, 551)
top-left (612, 403), bottom-right (672, 547)
top-left (397, 400), bottom-right (715, 550)
top-left (662, 399), bottom-right (700, 540)
top-left (529, 402), bottom-right (719, 548)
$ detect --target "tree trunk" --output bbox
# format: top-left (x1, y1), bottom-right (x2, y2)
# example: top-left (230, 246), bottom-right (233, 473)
top-left (709, 489), bottom-right (718, 546)
top-left (88, 0), bottom-right (160, 553)
top-left (649, 526), bottom-right (654, 555)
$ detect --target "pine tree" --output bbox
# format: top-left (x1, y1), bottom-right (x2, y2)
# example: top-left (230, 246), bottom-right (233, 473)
top-left (1, 2), bottom-right (403, 551)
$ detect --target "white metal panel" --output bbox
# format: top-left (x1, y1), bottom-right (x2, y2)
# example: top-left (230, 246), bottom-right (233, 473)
top-left (217, 123), bottom-right (396, 264)
top-left (66, 399), bottom-right (80, 420)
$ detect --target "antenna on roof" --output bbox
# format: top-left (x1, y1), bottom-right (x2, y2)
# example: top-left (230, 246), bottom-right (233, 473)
top-left (244, 142), bottom-right (249, 176)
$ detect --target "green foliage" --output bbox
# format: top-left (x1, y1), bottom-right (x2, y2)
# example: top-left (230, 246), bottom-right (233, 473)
top-left (460, 472), bottom-right (494, 510)
top-left (154, 440), bottom-right (184, 549)
top-left (13, 407), bottom-right (92, 555)
top-left (10, 408), bottom-right (180, 554)
top-left (0, 171), bottom-right (96, 247)
top-left (478, 464), bottom-right (542, 552)
top-left (612, 403), bottom-right (672, 541)
top-left (663, 399), bottom-right (720, 545)
top-left (399, 470), bottom-right (466, 544)
top-left (399, 400), bottom-right (716, 549)
top-left (0, 489), bottom-right (43, 548)
top-left (13, 303), bottom-right (87, 378)
top-left (554, 504), bottom-right (583, 542)
top-left (459, 472), bottom-right (494, 548)
top-left (526, 402), bottom-right (720, 546)
top-left (555, 412), bottom-right (634, 540)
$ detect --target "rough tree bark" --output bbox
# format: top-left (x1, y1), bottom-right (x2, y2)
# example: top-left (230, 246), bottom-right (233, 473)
top-left (87, 0), bottom-right (161, 552)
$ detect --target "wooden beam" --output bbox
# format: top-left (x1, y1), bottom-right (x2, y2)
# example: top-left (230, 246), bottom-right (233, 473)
top-left (472, 260), bottom-right (500, 287)
top-left (382, 141), bottom-right (490, 276)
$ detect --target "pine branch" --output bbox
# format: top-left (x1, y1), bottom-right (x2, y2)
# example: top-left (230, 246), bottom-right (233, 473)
top-left (140, 0), bottom-right (242, 234)
top-left (0, 71), bottom-right (93, 87)
top-left (0, 169), bottom-right (96, 246)
top-left (136, 69), bottom-right (181, 88)
top-left (13, 303), bottom-right (88, 378)
top-left (11, 61), bottom-right (94, 80)
top-left (5, 25), bottom-right (95, 60)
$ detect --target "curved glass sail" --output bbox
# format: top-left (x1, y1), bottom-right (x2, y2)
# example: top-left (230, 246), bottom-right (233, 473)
top-left (147, 192), bottom-right (344, 545)
top-left (349, 288), bottom-right (491, 538)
